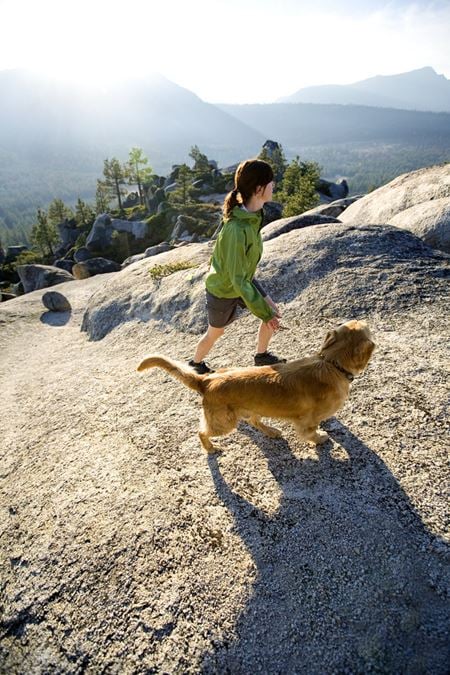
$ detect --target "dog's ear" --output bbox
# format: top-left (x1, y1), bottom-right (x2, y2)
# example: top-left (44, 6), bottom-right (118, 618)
top-left (355, 338), bottom-right (375, 363)
top-left (322, 330), bottom-right (337, 350)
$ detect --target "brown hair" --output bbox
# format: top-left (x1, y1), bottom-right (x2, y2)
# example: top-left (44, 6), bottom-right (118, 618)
top-left (223, 159), bottom-right (274, 219)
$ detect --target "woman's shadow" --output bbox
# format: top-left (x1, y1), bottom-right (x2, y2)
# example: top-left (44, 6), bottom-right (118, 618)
top-left (203, 420), bottom-right (449, 674)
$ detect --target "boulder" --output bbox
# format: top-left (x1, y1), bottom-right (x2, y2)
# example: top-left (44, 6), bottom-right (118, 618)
top-left (145, 187), bottom-right (166, 215)
top-left (317, 178), bottom-right (349, 203)
top-left (261, 214), bottom-right (341, 242)
top-left (122, 191), bottom-right (140, 208)
top-left (122, 244), bottom-right (174, 268)
top-left (17, 265), bottom-right (74, 293)
top-left (42, 291), bottom-right (72, 312)
top-left (164, 166), bottom-right (181, 188)
top-left (388, 198), bottom-right (450, 252)
top-left (54, 259), bottom-right (75, 273)
top-left (164, 182), bottom-right (178, 194)
top-left (12, 281), bottom-right (24, 296)
top-left (1, 292), bottom-right (16, 302)
top-left (74, 247), bottom-right (92, 263)
top-left (86, 214), bottom-right (148, 252)
top-left (56, 219), bottom-right (79, 249)
top-left (302, 197), bottom-right (364, 219)
top-left (171, 215), bottom-right (192, 240)
top-left (340, 164), bottom-right (450, 246)
top-left (145, 243), bottom-right (173, 257)
top-left (263, 201), bottom-right (283, 225)
top-left (122, 254), bottom-right (146, 268)
top-left (5, 246), bottom-right (28, 264)
top-left (72, 258), bottom-right (121, 280)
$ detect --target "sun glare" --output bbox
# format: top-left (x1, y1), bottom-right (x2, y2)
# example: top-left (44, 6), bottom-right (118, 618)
top-left (3, 0), bottom-right (161, 88)
top-left (1, 0), bottom-right (449, 102)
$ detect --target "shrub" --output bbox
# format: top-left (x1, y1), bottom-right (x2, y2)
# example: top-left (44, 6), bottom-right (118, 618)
top-left (14, 250), bottom-right (44, 267)
top-left (149, 261), bottom-right (199, 280)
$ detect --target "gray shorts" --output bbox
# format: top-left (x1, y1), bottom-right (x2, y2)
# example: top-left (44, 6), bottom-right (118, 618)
top-left (206, 291), bottom-right (246, 328)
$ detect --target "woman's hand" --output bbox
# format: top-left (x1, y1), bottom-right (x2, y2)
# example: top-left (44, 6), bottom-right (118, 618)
top-left (266, 295), bottom-right (281, 317)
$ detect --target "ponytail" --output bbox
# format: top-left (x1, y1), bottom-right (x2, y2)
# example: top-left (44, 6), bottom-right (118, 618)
top-left (223, 188), bottom-right (240, 220)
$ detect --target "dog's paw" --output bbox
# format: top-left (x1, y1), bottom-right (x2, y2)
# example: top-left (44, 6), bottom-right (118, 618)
top-left (314, 430), bottom-right (329, 444)
top-left (205, 444), bottom-right (224, 454)
top-left (265, 426), bottom-right (282, 438)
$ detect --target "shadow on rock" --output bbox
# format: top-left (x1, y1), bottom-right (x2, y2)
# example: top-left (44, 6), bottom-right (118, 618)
top-left (40, 310), bottom-right (71, 327)
top-left (203, 419), bottom-right (449, 673)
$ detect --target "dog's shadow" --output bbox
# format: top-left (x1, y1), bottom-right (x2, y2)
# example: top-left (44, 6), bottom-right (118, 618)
top-left (202, 420), bottom-right (449, 673)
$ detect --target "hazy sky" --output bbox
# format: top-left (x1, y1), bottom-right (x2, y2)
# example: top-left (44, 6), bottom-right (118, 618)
top-left (1, 0), bottom-right (449, 103)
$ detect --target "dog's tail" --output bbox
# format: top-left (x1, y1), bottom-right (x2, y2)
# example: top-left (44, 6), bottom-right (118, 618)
top-left (137, 354), bottom-right (205, 394)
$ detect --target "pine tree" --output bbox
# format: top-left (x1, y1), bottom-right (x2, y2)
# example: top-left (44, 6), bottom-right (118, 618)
top-left (258, 144), bottom-right (288, 183)
top-left (189, 145), bottom-right (210, 177)
top-left (30, 209), bottom-right (59, 258)
top-left (75, 198), bottom-right (95, 228)
top-left (126, 147), bottom-right (153, 206)
top-left (277, 157), bottom-right (321, 217)
top-left (47, 198), bottom-right (73, 227)
top-left (170, 164), bottom-right (194, 206)
top-left (95, 180), bottom-right (111, 215)
top-left (103, 158), bottom-right (126, 214)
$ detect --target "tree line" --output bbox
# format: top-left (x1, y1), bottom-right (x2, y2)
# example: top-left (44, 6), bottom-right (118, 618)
top-left (1, 142), bottom-right (322, 264)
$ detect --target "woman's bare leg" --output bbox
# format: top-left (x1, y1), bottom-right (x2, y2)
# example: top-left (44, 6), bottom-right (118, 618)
top-left (193, 325), bottom-right (224, 362)
top-left (256, 321), bottom-right (275, 354)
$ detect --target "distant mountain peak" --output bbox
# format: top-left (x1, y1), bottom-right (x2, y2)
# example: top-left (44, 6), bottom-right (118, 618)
top-left (277, 67), bottom-right (450, 113)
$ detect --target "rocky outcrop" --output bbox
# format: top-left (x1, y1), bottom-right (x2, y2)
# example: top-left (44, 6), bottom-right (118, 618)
top-left (56, 219), bottom-right (79, 249)
top-left (81, 242), bottom-right (213, 340)
top-left (261, 213), bottom-right (341, 241)
top-left (72, 258), bottom-right (121, 280)
top-left (17, 264), bottom-right (74, 293)
top-left (317, 177), bottom-right (349, 203)
top-left (86, 214), bottom-right (148, 252)
top-left (170, 215), bottom-right (194, 241)
top-left (81, 223), bottom-right (449, 342)
top-left (389, 198), bottom-right (450, 252)
top-left (144, 186), bottom-right (166, 215)
top-left (340, 164), bottom-right (450, 252)
top-left (302, 197), bottom-right (363, 219)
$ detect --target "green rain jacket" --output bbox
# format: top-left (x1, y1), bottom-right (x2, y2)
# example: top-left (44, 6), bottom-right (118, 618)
top-left (205, 206), bottom-right (274, 323)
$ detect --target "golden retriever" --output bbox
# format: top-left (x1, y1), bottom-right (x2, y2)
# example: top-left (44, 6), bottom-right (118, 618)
top-left (137, 320), bottom-right (375, 452)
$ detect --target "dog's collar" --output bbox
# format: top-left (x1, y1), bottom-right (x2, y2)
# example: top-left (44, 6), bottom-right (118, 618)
top-left (319, 355), bottom-right (355, 382)
top-left (331, 361), bottom-right (355, 382)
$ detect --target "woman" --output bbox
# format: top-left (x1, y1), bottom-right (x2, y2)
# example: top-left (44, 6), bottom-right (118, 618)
top-left (189, 158), bottom-right (286, 374)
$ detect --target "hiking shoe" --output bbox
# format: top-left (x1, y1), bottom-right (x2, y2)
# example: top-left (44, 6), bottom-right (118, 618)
top-left (254, 351), bottom-right (287, 366)
top-left (188, 359), bottom-right (214, 374)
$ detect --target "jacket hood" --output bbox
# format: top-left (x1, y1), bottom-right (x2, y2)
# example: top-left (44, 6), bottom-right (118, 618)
top-left (227, 205), bottom-right (263, 228)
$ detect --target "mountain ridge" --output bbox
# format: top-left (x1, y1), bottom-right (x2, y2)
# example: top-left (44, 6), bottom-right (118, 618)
top-left (277, 67), bottom-right (450, 112)
top-left (1, 68), bottom-right (449, 242)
